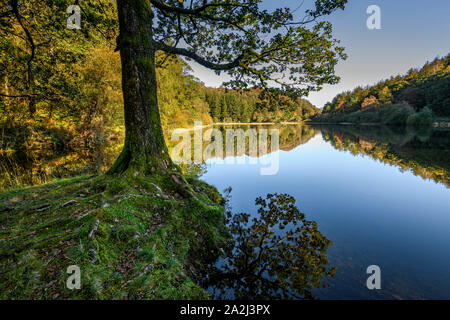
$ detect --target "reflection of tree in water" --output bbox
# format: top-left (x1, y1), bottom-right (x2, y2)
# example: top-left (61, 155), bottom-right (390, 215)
top-left (276, 125), bottom-right (319, 152)
top-left (316, 125), bottom-right (450, 187)
top-left (204, 191), bottom-right (336, 300)
top-left (168, 124), bottom-right (319, 163)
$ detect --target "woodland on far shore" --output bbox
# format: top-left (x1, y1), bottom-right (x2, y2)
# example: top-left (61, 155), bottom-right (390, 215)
top-left (312, 55), bottom-right (450, 126)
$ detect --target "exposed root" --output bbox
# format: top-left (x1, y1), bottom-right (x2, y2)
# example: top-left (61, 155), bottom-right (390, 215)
top-left (88, 219), bottom-right (100, 239)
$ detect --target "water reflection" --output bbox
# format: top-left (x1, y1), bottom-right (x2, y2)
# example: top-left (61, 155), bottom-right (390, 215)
top-left (314, 125), bottom-right (450, 187)
top-left (0, 124), bottom-right (119, 190)
top-left (198, 124), bottom-right (450, 299)
top-left (168, 124), bottom-right (319, 176)
top-left (171, 124), bottom-right (449, 189)
top-left (204, 191), bottom-right (336, 300)
top-left (1, 123), bottom-right (448, 189)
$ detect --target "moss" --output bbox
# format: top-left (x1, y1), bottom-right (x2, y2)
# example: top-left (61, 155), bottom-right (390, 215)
top-left (137, 57), bottom-right (153, 72)
top-left (0, 173), bottom-right (227, 299)
top-left (107, 139), bottom-right (131, 175)
top-left (130, 0), bottom-right (152, 19)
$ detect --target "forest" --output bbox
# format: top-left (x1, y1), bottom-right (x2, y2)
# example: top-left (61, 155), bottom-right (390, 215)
top-left (313, 55), bottom-right (450, 126)
top-left (205, 87), bottom-right (319, 123)
top-left (0, 47), bottom-right (319, 189)
top-left (0, 22), bottom-right (319, 183)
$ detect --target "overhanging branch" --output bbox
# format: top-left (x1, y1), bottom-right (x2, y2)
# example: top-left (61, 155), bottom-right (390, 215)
top-left (150, 0), bottom-right (246, 15)
top-left (154, 41), bottom-right (245, 71)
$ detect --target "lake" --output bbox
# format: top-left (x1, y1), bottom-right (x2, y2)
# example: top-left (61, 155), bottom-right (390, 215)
top-left (195, 124), bottom-right (450, 299)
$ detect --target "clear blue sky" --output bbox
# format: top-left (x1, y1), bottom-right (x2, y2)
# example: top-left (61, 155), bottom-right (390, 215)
top-left (187, 0), bottom-right (450, 108)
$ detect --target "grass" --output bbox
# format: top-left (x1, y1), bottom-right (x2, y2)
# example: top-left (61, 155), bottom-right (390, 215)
top-left (0, 172), bottom-right (227, 299)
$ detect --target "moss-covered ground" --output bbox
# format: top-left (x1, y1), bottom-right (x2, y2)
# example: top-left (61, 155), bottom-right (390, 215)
top-left (0, 173), bottom-right (227, 299)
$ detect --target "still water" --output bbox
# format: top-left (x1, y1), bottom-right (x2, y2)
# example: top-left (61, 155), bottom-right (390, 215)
top-left (199, 124), bottom-right (450, 299)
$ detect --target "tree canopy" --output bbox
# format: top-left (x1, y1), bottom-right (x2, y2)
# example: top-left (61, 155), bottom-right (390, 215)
top-left (150, 0), bottom-right (347, 95)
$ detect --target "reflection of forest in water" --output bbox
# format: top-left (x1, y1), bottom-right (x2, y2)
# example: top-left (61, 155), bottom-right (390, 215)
top-left (314, 125), bottom-right (450, 188)
top-left (167, 124), bottom-right (319, 162)
top-left (217, 124), bottom-right (319, 153)
top-left (0, 124), bottom-right (319, 190)
top-left (0, 125), bottom-right (120, 190)
top-left (1, 123), bottom-right (449, 190)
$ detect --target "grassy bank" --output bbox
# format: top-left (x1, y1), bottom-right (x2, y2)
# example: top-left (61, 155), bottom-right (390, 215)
top-left (0, 173), bottom-right (227, 299)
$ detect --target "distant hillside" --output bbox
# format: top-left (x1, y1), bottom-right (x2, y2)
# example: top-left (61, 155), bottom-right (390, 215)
top-left (157, 56), bottom-right (320, 127)
top-left (313, 54), bottom-right (450, 126)
top-left (204, 87), bottom-right (320, 123)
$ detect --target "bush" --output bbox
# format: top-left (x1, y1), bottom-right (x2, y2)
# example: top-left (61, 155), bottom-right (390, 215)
top-left (358, 110), bottom-right (380, 123)
top-left (382, 104), bottom-right (415, 125)
top-left (406, 106), bottom-right (434, 127)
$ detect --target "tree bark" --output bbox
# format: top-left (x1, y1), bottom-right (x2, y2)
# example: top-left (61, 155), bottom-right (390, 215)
top-left (109, 0), bottom-right (173, 175)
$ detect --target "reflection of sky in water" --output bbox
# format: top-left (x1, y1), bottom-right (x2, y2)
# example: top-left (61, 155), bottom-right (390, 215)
top-left (202, 129), bottom-right (450, 299)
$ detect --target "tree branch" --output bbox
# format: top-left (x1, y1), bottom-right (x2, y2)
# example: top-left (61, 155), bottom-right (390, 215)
top-left (154, 41), bottom-right (245, 71)
top-left (150, 0), bottom-right (246, 15)
top-left (0, 93), bottom-right (34, 98)
top-left (10, 0), bottom-right (35, 84)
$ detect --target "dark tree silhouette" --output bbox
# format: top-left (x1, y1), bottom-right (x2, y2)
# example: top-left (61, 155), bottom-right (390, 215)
top-left (206, 191), bottom-right (336, 299)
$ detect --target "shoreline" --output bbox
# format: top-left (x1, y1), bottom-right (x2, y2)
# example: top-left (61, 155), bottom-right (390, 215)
top-left (213, 121), bottom-right (305, 125)
top-left (306, 121), bottom-right (450, 127)
top-left (169, 122), bottom-right (307, 131)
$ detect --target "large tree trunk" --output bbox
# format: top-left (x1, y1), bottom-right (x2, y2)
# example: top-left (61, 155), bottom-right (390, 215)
top-left (109, 0), bottom-right (173, 176)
